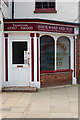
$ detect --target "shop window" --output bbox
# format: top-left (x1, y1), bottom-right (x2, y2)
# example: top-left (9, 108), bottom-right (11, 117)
top-left (40, 35), bottom-right (55, 71)
top-left (34, 0), bottom-right (57, 13)
top-left (56, 37), bottom-right (70, 70)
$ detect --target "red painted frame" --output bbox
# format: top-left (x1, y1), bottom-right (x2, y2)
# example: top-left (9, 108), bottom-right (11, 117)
top-left (5, 38), bottom-right (8, 81)
top-left (34, 0), bottom-right (57, 13)
top-left (4, 19), bottom-right (78, 27)
top-left (40, 69), bottom-right (73, 74)
top-left (36, 33), bottom-right (40, 82)
top-left (30, 33), bottom-right (34, 82)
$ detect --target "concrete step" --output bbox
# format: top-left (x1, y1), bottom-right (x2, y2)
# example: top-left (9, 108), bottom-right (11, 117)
top-left (2, 86), bottom-right (38, 92)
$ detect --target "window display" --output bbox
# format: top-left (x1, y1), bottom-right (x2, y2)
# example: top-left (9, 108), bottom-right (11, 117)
top-left (56, 36), bottom-right (70, 70)
top-left (40, 35), bottom-right (55, 71)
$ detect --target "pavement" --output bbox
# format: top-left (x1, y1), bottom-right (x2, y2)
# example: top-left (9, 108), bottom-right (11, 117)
top-left (0, 84), bottom-right (78, 118)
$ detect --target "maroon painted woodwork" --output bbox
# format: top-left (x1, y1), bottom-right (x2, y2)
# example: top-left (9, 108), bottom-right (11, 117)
top-left (4, 33), bottom-right (8, 37)
top-left (4, 23), bottom-right (74, 34)
top-left (36, 33), bottom-right (39, 38)
top-left (36, 33), bottom-right (40, 82)
top-left (40, 69), bottom-right (73, 74)
top-left (5, 38), bottom-right (8, 81)
top-left (30, 33), bottom-right (34, 37)
top-left (4, 19), bottom-right (78, 26)
top-left (31, 36), bottom-right (34, 82)
top-left (34, 9), bottom-right (57, 13)
top-left (34, 0), bottom-right (57, 13)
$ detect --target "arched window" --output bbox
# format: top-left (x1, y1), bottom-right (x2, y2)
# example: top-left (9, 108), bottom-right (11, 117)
top-left (40, 35), bottom-right (55, 71)
top-left (56, 36), bottom-right (70, 70)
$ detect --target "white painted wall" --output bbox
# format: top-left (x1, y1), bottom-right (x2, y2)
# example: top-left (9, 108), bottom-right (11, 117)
top-left (0, 11), bottom-right (4, 91)
top-left (1, 0), bottom-right (12, 18)
top-left (0, 0), bottom-right (12, 91)
top-left (79, 1), bottom-right (80, 70)
top-left (14, 1), bottom-right (78, 23)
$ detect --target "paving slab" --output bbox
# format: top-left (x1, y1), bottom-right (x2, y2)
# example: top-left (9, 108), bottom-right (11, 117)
top-left (0, 84), bottom-right (78, 118)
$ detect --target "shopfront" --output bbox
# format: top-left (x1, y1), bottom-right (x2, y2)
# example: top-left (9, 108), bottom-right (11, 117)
top-left (4, 19), bottom-right (79, 88)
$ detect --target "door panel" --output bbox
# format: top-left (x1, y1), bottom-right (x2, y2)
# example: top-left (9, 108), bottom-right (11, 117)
top-left (10, 68), bottom-right (19, 86)
top-left (19, 68), bottom-right (30, 86)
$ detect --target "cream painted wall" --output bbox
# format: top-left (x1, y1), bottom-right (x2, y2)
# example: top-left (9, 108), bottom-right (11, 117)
top-left (1, 0), bottom-right (12, 18)
top-left (0, 11), bottom-right (4, 91)
top-left (14, 1), bottom-right (79, 23)
top-left (0, 0), bottom-right (12, 91)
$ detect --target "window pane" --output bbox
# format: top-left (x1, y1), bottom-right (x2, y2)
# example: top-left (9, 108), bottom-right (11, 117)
top-left (12, 42), bottom-right (27, 64)
top-left (43, 2), bottom-right (48, 8)
top-left (36, 2), bottom-right (42, 9)
top-left (56, 37), bottom-right (70, 70)
top-left (40, 35), bottom-right (55, 71)
top-left (49, 2), bottom-right (55, 8)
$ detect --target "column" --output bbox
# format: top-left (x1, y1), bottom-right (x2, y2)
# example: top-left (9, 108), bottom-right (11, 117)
top-left (30, 33), bottom-right (34, 82)
top-left (36, 33), bottom-right (40, 88)
top-left (4, 33), bottom-right (8, 82)
top-left (72, 36), bottom-right (77, 84)
top-left (55, 39), bottom-right (57, 70)
top-left (30, 33), bottom-right (40, 88)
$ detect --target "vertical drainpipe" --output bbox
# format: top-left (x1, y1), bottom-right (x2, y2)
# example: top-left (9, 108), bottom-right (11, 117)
top-left (12, 0), bottom-right (14, 19)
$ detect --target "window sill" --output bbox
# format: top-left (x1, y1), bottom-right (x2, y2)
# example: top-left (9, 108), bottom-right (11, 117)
top-left (34, 9), bottom-right (57, 13)
top-left (40, 69), bottom-right (73, 74)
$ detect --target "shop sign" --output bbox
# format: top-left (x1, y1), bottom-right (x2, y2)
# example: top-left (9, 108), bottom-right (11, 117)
top-left (4, 23), bottom-right (74, 34)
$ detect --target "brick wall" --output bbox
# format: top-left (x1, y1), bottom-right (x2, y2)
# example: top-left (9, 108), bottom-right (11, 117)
top-left (40, 72), bottom-right (72, 87)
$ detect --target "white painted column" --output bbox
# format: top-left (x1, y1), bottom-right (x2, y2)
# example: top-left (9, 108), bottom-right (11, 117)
top-left (72, 36), bottom-right (77, 84)
top-left (34, 33), bottom-right (37, 86)
top-left (30, 33), bottom-right (40, 88)
top-left (30, 33), bottom-right (36, 87)
top-left (70, 37), bottom-right (74, 70)
top-left (0, 30), bottom-right (3, 91)
top-left (55, 39), bottom-right (57, 70)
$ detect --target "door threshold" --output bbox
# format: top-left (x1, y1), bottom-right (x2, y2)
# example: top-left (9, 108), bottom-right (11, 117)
top-left (2, 86), bottom-right (38, 92)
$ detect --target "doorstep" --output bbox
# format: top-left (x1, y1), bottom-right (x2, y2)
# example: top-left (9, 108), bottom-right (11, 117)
top-left (2, 86), bottom-right (38, 92)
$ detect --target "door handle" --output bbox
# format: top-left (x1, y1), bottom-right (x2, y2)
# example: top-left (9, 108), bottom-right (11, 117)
top-left (28, 58), bottom-right (30, 65)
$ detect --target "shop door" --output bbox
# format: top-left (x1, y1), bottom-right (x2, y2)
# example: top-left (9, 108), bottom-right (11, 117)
top-left (9, 40), bottom-right (30, 86)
